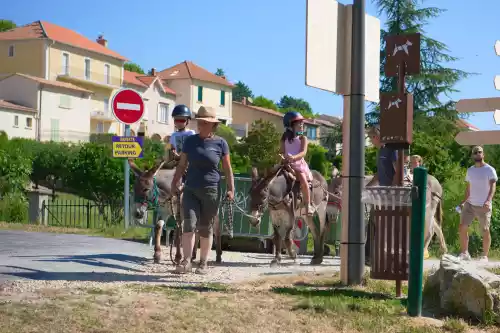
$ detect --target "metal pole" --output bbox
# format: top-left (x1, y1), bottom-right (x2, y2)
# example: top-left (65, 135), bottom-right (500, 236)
top-left (124, 124), bottom-right (131, 229)
top-left (346, 0), bottom-right (366, 285)
top-left (407, 166), bottom-right (427, 317)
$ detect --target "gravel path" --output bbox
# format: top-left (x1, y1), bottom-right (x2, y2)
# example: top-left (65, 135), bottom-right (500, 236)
top-left (0, 230), bottom-right (499, 294)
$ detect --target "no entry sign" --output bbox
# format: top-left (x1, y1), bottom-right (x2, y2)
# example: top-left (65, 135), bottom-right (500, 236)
top-left (111, 89), bottom-right (145, 125)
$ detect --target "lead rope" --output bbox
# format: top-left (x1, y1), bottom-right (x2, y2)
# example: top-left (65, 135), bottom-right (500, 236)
top-left (169, 191), bottom-right (183, 265)
top-left (221, 197), bottom-right (234, 239)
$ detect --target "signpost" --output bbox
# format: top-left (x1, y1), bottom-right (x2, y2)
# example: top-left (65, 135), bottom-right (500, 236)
top-left (111, 88), bottom-right (145, 228)
top-left (305, 0), bottom-right (381, 285)
top-left (454, 41), bottom-right (500, 146)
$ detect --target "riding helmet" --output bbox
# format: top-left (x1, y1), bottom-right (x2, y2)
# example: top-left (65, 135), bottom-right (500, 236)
top-left (171, 104), bottom-right (192, 119)
top-left (283, 110), bottom-right (305, 128)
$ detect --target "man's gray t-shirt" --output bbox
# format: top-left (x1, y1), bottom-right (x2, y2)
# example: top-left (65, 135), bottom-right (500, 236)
top-left (182, 134), bottom-right (229, 188)
top-left (377, 146), bottom-right (397, 186)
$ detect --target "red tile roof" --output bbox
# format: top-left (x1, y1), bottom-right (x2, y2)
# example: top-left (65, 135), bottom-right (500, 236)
top-left (0, 99), bottom-right (36, 113)
top-left (123, 70), bottom-right (176, 96)
top-left (457, 118), bottom-right (480, 131)
top-left (158, 61), bottom-right (234, 88)
top-left (0, 21), bottom-right (127, 61)
top-left (1, 73), bottom-right (93, 94)
top-left (233, 101), bottom-right (318, 126)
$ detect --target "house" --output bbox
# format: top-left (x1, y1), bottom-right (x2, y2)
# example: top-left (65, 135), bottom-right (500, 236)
top-left (0, 99), bottom-right (37, 140)
top-left (158, 61), bottom-right (234, 125)
top-left (232, 98), bottom-right (321, 144)
top-left (0, 20), bottom-right (128, 136)
top-left (0, 73), bottom-right (93, 142)
top-left (122, 69), bottom-right (177, 141)
top-left (457, 118), bottom-right (480, 131)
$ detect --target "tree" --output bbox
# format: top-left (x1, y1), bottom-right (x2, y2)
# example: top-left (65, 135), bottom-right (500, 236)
top-left (215, 68), bottom-right (226, 77)
top-left (216, 124), bottom-right (238, 147)
top-left (320, 123), bottom-right (343, 161)
top-left (0, 20), bottom-right (16, 32)
top-left (124, 62), bottom-right (145, 74)
top-left (252, 96), bottom-right (278, 111)
top-left (232, 81), bottom-right (254, 102)
top-left (306, 144), bottom-right (331, 178)
top-left (237, 120), bottom-right (281, 171)
top-left (277, 95), bottom-right (315, 118)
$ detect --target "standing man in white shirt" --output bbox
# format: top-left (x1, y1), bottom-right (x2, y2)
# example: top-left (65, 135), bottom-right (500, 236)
top-left (458, 146), bottom-right (498, 262)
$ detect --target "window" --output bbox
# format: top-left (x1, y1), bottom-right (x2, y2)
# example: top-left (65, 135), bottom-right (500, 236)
top-left (197, 86), bottom-right (203, 102)
top-left (96, 121), bottom-right (104, 133)
top-left (104, 64), bottom-right (110, 84)
top-left (13, 115), bottom-right (18, 127)
top-left (220, 90), bottom-right (225, 106)
top-left (50, 119), bottom-right (60, 142)
top-left (84, 59), bottom-right (91, 80)
top-left (8, 45), bottom-right (14, 57)
top-left (62, 53), bottom-right (69, 74)
top-left (59, 95), bottom-right (72, 108)
top-left (306, 126), bottom-right (317, 140)
top-left (26, 117), bottom-right (33, 128)
top-left (103, 98), bottom-right (109, 113)
top-left (157, 103), bottom-right (169, 123)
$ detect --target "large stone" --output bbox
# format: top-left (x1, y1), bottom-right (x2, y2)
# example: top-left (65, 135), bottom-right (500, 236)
top-left (423, 254), bottom-right (500, 322)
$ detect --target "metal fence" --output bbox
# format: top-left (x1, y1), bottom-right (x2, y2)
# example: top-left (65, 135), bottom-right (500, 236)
top-left (41, 197), bottom-right (124, 229)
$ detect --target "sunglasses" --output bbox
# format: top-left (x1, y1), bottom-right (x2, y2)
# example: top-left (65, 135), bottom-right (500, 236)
top-left (174, 119), bottom-right (187, 123)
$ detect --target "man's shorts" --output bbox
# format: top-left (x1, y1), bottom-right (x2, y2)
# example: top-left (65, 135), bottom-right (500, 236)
top-left (460, 201), bottom-right (492, 231)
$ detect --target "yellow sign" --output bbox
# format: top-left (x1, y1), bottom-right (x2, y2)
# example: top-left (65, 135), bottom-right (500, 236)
top-left (112, 136), bottom-right (143, 158)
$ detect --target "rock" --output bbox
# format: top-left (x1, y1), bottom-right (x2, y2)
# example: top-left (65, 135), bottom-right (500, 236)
top-left (423, 254), bottom-right (500, 322)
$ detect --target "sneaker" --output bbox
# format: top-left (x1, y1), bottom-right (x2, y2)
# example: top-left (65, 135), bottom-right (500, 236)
top-left (306, 205), bottom-right (315, 216)
top-left (195, 260), bottom-right (209, 275)
top-left (423, 249), bottom-right (430, 260)
top-left (175, 259), bottom-right (192, 274)
top-left (458, 252), bottom-right (471, 261)
top-left (478, 256), bottom-right (489, 263)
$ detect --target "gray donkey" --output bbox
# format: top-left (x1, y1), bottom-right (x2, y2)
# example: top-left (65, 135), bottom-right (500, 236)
top-left (326, 168), bottom-right (447, 258)
top-left (247, 166), bottom-right (329, 266)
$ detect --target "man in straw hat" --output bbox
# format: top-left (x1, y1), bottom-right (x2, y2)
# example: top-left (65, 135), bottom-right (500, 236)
top-left (458, 145), bottom-right (497, 262)
top-left (171, 106), bottom-right (235, 274)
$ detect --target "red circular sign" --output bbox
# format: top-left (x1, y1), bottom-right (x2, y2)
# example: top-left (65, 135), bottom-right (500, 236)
top-left (111, 89), bottom-right (145, 125)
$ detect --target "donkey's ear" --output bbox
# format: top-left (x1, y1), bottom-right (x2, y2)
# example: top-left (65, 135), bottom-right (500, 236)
top-left (146, 159), bottom-right (165, 177)
top-left (251, 167), bottom-right (259, 181)
top-left (128, 158), bottom-right (142, 177)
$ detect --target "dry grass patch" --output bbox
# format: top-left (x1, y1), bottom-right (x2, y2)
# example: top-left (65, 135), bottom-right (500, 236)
top-left (0, 273), bottom-right (497, 333)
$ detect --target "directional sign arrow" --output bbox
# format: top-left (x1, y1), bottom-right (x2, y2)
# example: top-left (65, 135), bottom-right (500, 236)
top-left (495, 40), bottom-right (500, 56)
top-left (112, 136), bottom-right (144, 158)
top-left (495, 76), bottom-right (500, 91)
top-left (455, 130), bottom-right (500, 146)
top-left (456, 97), bottom-right (500, 113)
top-left (494, 110), bottom-right (500, 125)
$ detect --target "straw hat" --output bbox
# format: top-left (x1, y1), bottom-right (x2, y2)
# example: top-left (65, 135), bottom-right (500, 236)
top-left (195, 106), bottom-right (220, 123)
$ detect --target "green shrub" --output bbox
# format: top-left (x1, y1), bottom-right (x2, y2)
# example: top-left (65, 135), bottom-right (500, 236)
top-left (0, 192), bottom-right (28, 223)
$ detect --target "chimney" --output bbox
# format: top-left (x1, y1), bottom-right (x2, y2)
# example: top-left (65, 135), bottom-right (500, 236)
top-left (221, 75), bottom-right (226, 80)
top-left (150, 68), bottom-right (156, 76)
top-left (96, 34), bottom-right (107, 47)
top-left (242, 97), bottom-right (247, 105)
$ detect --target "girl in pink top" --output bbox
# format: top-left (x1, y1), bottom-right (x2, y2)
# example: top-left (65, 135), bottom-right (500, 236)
top-left (281, 111), bottom-right (314, 216)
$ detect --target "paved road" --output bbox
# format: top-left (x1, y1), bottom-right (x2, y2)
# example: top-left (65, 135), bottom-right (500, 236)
top-left (0, 230), bottom-right (499, 283)
top-left (0, 230), bottom-right (152, 282)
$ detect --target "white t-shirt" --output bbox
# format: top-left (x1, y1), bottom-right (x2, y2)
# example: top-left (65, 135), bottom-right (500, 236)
top-left (169, 129), bottom-right (196, 152)
top-left (466, 163), bottom-right (498, 206)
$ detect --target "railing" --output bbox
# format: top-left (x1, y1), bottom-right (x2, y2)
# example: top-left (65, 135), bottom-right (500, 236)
top-left (56, 66), bottom-right (121, 87)
top-left (90, 110), bottom-right (114, 120)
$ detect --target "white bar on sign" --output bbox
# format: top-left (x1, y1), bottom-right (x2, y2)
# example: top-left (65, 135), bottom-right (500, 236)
top-left (117, 102), bottom-right (141, 111)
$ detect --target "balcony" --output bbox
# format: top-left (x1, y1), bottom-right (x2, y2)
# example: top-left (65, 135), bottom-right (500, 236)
top-left (91, 110), bottom-right (115, 121)
top-left (56, 66), bottom-right (121, 89)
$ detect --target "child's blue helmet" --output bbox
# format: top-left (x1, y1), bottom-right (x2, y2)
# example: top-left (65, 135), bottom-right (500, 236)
top-left (171, 104), bottom-right (192, 119)
top-left (283, 111), bottom-right (305, 128)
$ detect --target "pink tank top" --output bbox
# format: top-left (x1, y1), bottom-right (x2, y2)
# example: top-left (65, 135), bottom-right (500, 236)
top-left (284, 136), bottom-right (302, 156)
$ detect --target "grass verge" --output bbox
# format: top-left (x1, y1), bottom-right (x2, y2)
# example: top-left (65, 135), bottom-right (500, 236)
top-left (1, 272), bottom-right (495, 333)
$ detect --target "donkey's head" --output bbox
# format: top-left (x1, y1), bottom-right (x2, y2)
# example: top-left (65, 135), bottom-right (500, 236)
top-left (128, 158), bottom-right (164, 222)
top-left (247, 166), bottom-right (280, 227)
top-left (327, 167), bottom-right (343, 216)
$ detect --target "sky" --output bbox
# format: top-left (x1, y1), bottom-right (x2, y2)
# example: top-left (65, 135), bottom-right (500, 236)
top-left (4, 0), bottom-right (500, 130)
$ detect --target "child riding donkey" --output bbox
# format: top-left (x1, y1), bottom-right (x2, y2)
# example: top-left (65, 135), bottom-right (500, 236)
top-left (281, 111), bottom-right (315, 216)
top-left (169, 104), bottom-right (196, 163)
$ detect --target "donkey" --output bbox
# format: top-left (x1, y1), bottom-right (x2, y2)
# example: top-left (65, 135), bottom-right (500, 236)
top-left (327, 170), bottom-right (447, 258)
top-left (247, 166), bottom-right (329, 266)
